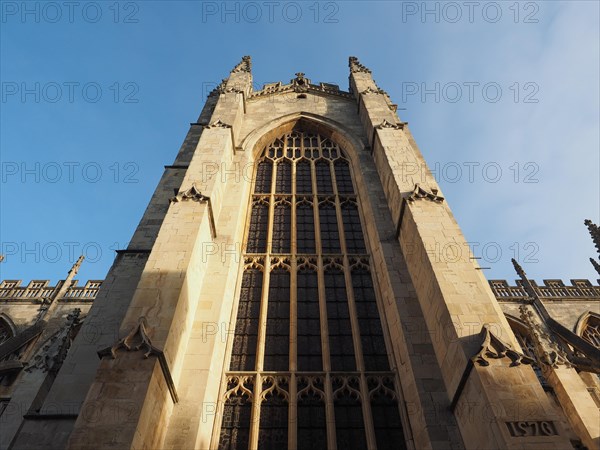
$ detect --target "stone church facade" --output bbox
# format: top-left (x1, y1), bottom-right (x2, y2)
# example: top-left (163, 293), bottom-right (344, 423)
top-left (0, 57), bottom-right (598, 449)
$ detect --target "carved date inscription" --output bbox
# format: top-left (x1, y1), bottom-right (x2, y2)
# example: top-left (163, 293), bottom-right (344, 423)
top-left (506, 421), bottom-right (558, 437)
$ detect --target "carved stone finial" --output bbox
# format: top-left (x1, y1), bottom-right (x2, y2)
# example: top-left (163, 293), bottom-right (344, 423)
top-left (291, 72), bottom-right (310, 92)
top-left (407, 184), bottom-right (444, 203)
top-left (349, 56), bottom-right (371, 74)
top-left (98, 316), bottom-right (179, 402)
top-left (68, 255), bottom-right (85, 277)
top-left (169, 184), bottom-right (210, 204)
top-left (473, 324), bottom-right (535, 367)
top-left (584, 219), bottom-right (600, 257)
top-left (375, 119), bottom-right (405, 130)
top-left (24, 309), bottom-right (81, 374)
top-left (511, 258), bottom-right (527, 279)
top-left (231, 55), bottom-right (252, 73)
top-left (203, 119), bottom-right (232, 130)
top-left (590, 257), bottom-right (600, 276)
top-left (169, 184), bottom-right (217, 238)
top-left (208, 79), bottom-right (228, 97)
top-left (98, 317), bottom-right (160, 359)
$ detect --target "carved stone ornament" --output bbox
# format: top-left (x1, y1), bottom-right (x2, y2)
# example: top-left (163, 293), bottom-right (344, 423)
top-left (291, 72), bottom-right (310, 93)
top-left (349, 56), bottom-right (372, 74)
top-left (98, 317), bottom-right (179, 402)
top-left (203, 119), bottom-right (232, 129)
top-left (361, 87), bottom-right (386, 95)
top-left (231, 55), bottom-right (251, 73)
top-left (249, 80), bottom-right (352, 100)
top-left (473, 324), bottom-right (535, 367)
top-left (590, 257), bottom-right (600, 276)
top-left (375, 119), bottom-right (405, 130)
top-left (170, 184), bottom-right (209, 204)
top-left (519, 305), bottom-right (572, 369)
top-left (98, 316), bottom-right (161, 359)
top-left (584, 219), bottom-right (600, 256)
top-left (407, 184), bottom-right (445, 203)
top-left (169, 184), bottom-right (217, 238)
top-left (25, 309), bottom-right (82, 374)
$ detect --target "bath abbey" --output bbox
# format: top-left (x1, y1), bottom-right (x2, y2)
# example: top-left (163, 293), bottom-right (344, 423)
top-left (0, 57), bottom-right (598, 450)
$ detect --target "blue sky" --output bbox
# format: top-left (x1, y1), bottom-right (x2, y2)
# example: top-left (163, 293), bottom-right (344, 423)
top-left (1, 1), bottom-right (599, 285)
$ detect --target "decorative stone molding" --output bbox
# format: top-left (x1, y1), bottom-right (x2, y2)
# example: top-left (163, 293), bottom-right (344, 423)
top-left (590, 258), bottom-right (600, 276)
top-left (210, 79), bottom-right (245, 96)
top-left (98, 316), bottom-right (160, 359)
top-left (473, 323), bottom-right (535, 367)
top-left (169, 184), bottom-right (217, 238)
top-left (407, 184), bottom-right (445, 203)
top-left (511, 259), bottom-right (600, 372)
top-left (349, 56), bottom-right (371, 74)
top-left (360, 87), bottom-right (386, 95)
top-left (231, 55), bottom-right (251, 73)
top-left (248, 78), bottom-right (352, 100)
top-left (25, 309), bottom-right (81, 374)
top-left (291, 72), bottom-right (310, 93)
top-left (260, 375), bottom-right (290, 402)
top-left (519, 306), bottom-right (571, 369)
top-left (98, 316), bottom-right (179, 403)
top-left (203, 119), bottom-right (232, 130)
top-left (490, 278), bottom-right (600, 301)
top-left (375, 119), bottom-right (405, 130)
top-left (0, 321), bottom-right (45, 361)
top-left (584, 219), bottom-right (600, 255)
top-left (170, 184), bottom-right (209, 203)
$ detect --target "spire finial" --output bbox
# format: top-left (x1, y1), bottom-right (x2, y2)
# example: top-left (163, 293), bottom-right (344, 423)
top-left (349, 56), bottom-right (371, 74)
top-left (231, 55), bottom-right (252, 73)
top-left (511, 258), bottom-right (527, 279)
top-left (590, 258), bottom-right (600, 276)
top-left (584, 219), bottom-right (600, 257)
top-left (67, 255), bottom-right (85, 278)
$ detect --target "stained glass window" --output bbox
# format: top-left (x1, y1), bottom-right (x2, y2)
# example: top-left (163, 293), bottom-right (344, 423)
top-left (218, 129), bottom-right (406, 449)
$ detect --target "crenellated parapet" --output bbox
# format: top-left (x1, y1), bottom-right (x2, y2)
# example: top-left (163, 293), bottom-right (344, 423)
top-left (489, 279), bottom-right (600, 301)
top-left (0, 279), bottom-right (102, 303)
top-left (248, 72), bottom-right (354, 101)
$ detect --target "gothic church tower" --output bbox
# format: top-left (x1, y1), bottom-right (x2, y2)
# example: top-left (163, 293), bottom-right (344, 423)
top-left (5, 57), bottom-right (598, 450)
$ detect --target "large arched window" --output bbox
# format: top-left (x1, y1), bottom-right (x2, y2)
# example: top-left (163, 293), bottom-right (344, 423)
top-left (576, 312), bottom-right (600, 348)
top-left (0, 317), bottom-right (14, 346)
top-left (505, 315), bottom-right (550, 390)
top-left (217, 129), bottom-right (406, 449)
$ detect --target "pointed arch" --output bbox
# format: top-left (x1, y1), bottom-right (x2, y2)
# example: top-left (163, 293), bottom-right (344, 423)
top-left (0, 314), bottom-right (17, 345)
top-left (504, 313), bottom-right (552, 390)
top-left (574, 311), bottom-right (600, 348)
top-left (240, 112), bottom-right (367, 164)
top-left (216, 121), bottom-right (407, 449)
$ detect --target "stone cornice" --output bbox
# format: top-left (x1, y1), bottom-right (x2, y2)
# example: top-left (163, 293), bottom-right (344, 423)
top-left (248, 81), bottom-right (354, 101)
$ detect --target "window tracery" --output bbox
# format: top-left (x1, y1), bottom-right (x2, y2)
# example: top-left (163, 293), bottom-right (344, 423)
top-left (217, 129), bottom-right (406, 449)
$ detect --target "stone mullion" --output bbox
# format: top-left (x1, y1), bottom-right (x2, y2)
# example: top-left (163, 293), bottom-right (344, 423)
top-left (249, 372), bottom-right (262, 450)
top-left (288, 255), bottom-right (298, 449)
top-left (291, 158), bottom-right (298, 256)
top-left (324, 372), bottom-right (337, 450)
top-left (313, 135), bottom-right (336, 450)
top-left (213, 146), bottom-right (264, 449)
top-left (288, 373), bottom-right (297, 450)
top-left (249, 254), bottom-right (271, 450)
top-left (267, 161), bottom-right (277, 255)
top-left (249, 148), bottom-right (275, 448)
top-left (209, 374), bottom-right (232, 449)
top-left (331, 152), bottom-right (377, 450)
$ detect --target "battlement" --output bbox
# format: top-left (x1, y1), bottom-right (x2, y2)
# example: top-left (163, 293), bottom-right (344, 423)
top-left (0, 279), bottom-right (102, 302)
top-left (2, 277), bottom-right (598, 304)
top-left (489, 279), bottom-right (600, 301)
